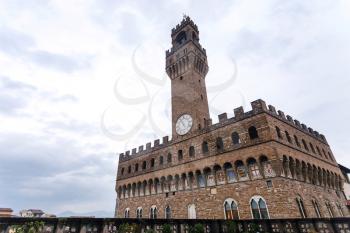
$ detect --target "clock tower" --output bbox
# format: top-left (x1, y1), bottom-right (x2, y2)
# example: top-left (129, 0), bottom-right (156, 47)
top-left (166, 16), bottom-right (210, 138)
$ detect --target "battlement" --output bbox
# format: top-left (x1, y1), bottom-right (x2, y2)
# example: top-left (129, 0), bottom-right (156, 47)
top-left (118, 99), bottom-right (328, 163)
top-left (171, 16), bottom-right (199, 37)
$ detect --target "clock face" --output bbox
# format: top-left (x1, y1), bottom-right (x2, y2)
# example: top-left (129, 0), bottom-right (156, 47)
top-left (176, 114), bottom-right (193, 135)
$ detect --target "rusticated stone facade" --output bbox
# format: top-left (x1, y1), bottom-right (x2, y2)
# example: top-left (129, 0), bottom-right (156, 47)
top-left (115, 17), bottom-right (349, 220)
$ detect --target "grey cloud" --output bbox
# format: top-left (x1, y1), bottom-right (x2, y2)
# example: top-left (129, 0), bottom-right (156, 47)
top-left (30, 50), bottom-right (91, 73)
top-left (0, 131), bottom-right (115, 213)
top-left (0, 27), bottom-right (36, 56)
top-left (0, 27), bottom-right (92, 73)
top-left (0, 76), bottom-right (36, 114)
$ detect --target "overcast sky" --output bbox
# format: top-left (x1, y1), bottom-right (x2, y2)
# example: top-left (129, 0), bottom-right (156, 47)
top-left (0, 0), bottom-right (349, 217)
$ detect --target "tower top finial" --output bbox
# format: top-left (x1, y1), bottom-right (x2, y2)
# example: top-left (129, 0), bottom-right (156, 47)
top-left (171, 15), bottom-right (198, 36)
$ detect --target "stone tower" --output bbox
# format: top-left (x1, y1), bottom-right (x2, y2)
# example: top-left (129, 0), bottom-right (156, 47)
top-left (165, 16), bottom-right (210, 138)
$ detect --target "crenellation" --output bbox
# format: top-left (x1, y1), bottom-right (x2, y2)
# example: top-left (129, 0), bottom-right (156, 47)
top-left (308, 127), bottom-right (314, 134)
top-left (163, 136), bottom-right (169, 144)
top-left (139, 145), bottom-right (144, 152)
top-left (154, 139), bottom-right (160, 147)
top-left (234, 106), bottom-right (244, 119)
top-left (268, 105), bottom-right (277, 114)
top-left (301, 123), bottom-right (307, 131)
top-left (294, 120), bottom-right (301, 128)
top-left (286, 115), bottom-right (293, 122)
top-left (218, 113), bottom-right (227, 122)
top-left (251, 99), bottom-right (267, 113)
top-left (277, 110), bottom-right (286, 120)
top-left (125, 150), bottom-right (130, 156)
top-left (132, 148), bottom-right (137, 155)
top-left (146, 142), bottom-right (152, 150)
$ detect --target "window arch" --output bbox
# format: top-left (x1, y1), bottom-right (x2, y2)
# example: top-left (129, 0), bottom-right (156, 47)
top-left (231, 132), bottom-right (240, 145)
top-left (285, 131), bottom-right (292, 143)
top-left (124, 208), bottom-right (130, 218)
top-left (294, 135), bottom-right (301, 147)
top-left (248, 126), bottom-right (259, 139)
top-left (159, 156), bottom-right (163, 165)
top-left (128, 165), bottom-right (131, 173)
top-left (302, 139), bottom-right (309, 151)
top-left (276, 127), bottom-right (282, 139)
top-left (150, 205), bottom-right (157, 219)
top-left (167, 153), bottom-right (172, 163)
top-left (224, 198), bottom-right (239, 220)
top-left (189, 146), bottom-right (195, 157)
top-left (188, 204), bottom-right (196, 219)
top-left (296, 196), bottom-right (307, 218)
top-left (178, 150), bottom-right (183, 161)
top-left (142, 161), bottom-right (147, 170)
top-left (250, 196), bottom-right (269, 219)
top-left (309, 143), bottom-right (315, 153)
top-left (136, 207), bottom-right (142, 218)
top-left (312, 199), bottom-right (322, 218)
top-left (150, 158), bottom-right (155, 168)
top-left (135, 163), bottom-right (139, 172)
top-left (121, 168), bottom-right (125, 175)
top-left (165, 205), bottom-right (171, 219)
top-left (216, 137), bottom-right (224, 152)
top-left (247, 158), bottom-right (261, 178)
top-left (202, 141), bottom-right (209, 154)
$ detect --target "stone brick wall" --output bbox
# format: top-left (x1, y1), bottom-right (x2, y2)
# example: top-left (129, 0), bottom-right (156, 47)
top-left (115, 100), bottom-right (347, 219)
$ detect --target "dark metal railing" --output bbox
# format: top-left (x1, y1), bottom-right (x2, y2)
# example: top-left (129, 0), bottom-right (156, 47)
top-left (0, 217), bottom-right (349, 233)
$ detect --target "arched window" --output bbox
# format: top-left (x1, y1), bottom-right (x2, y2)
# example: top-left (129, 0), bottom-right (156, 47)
top-left (175, 31), bottom-right (187, 45)
top-left (188, 204), bottom-right (196, 219)
top-left (250, 196), bottom-right (269, 219)
top-left (325, 201), bottom-right (334, 217)
top-left (136, 207), bottom-right (142, 218)
top-left (302, 139), bottom-right (309, 151)
top-left (248, 126), bottom-right (259, 139)
top-left (202, 141), bottom-right (209, 154)
top-left (247, 158), bottom-right (261, 178)
top-left (128, 166), bottom-right (131, 173)
top-left (189, 146), bottom-right (195, 157)
top-left (167, 153), bottom-right (172, 163)
top-left (309, 143), bottom-right (315, 153)
top-left (159, 156), bottom-right (163, 165)
top-left (150, 158), bottom-right (155, 168)
top-left (150, 205), bottom-right (157, 219)
top-left (121, 168), bottom-right (125, 175)
top-left (296, 196), bottom-right (307, 218)
top-left (231, 132), bottom-right (240, 145)
top-left (124, 208), bottom-right (130, 218)
top-left (178, 150), bottom-right (183, 161)
top-left (224, 198), bottom-right (239, 220)
top-left (165, 206), bottom-right (171, 219)
top-left (312, 199), bottom-right (322, 218)
top-left (135, 164), bottom-right (139, 172)
top-left (216, 137), bottom-right (224, 152)
top-left (316, 146), bottom-right (321, 156)
top-left (142, 161), bottom-right (147, 170)
top-left (276, 127), bottom-right (282, 139)
top-left (294, 135), bottom-right (301, 147)
top-left (285, 131), bottom-right (292, 143)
